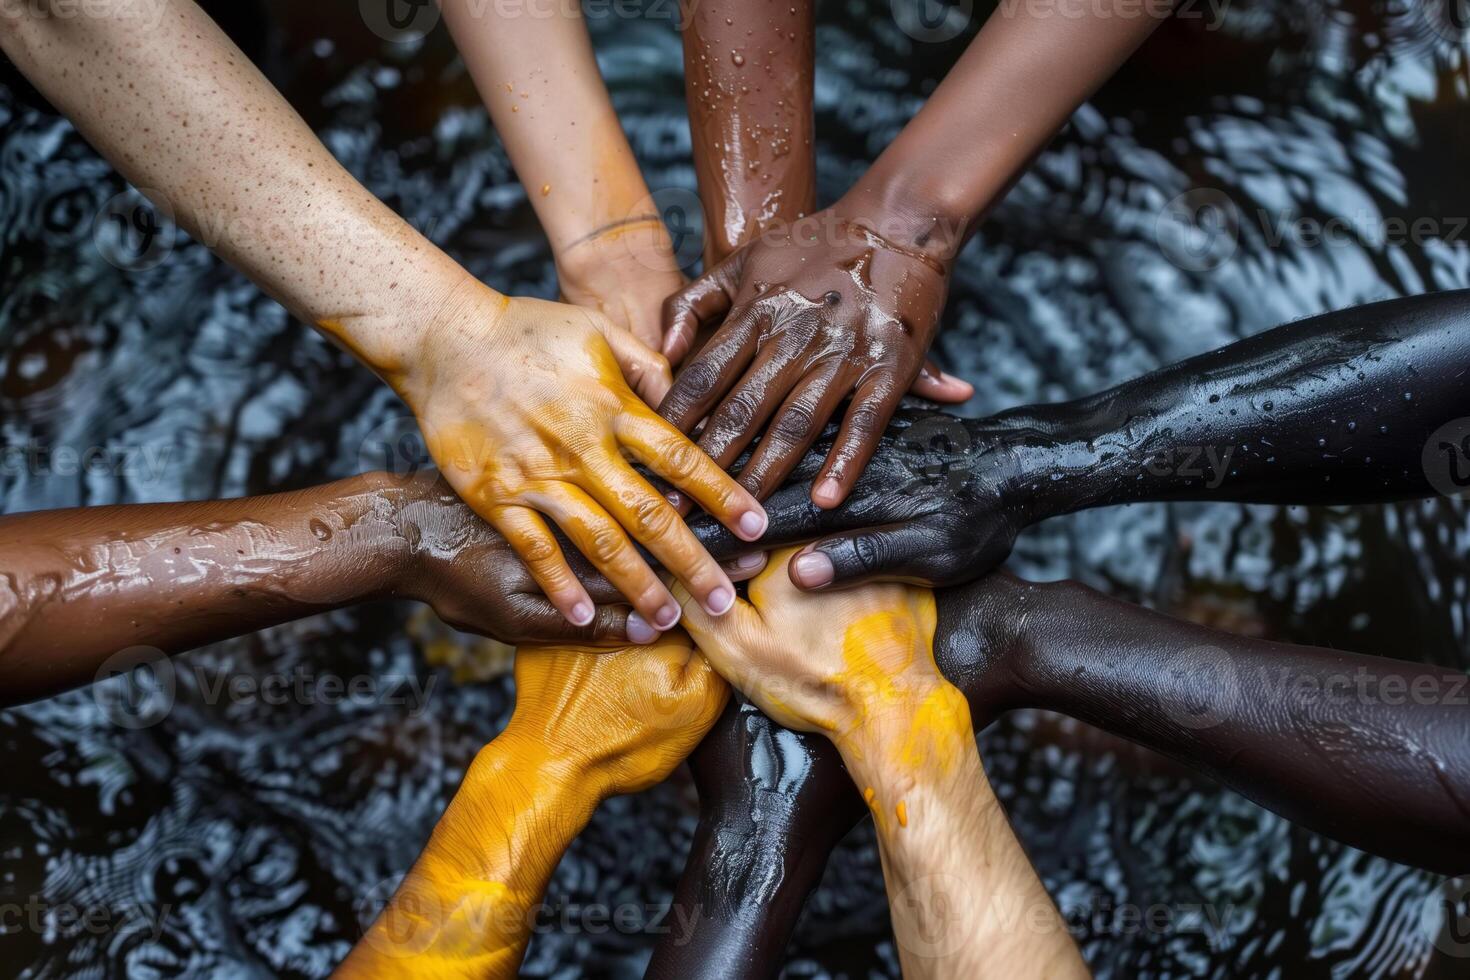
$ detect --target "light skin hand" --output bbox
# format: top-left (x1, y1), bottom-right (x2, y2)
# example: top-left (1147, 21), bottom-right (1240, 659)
top-left (440, 0), bottom-right (685, 349)
top-left (337, 634), bottom-right (728, 979)
top-left (675, 549), bottom-right (1087, 979)
top-left (350, 283), bottom-right (770, 633)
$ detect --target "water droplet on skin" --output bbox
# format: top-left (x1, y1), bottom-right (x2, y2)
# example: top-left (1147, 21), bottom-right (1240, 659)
top-left (731, 52), bottom-right (745, 66)
top-left (1317, 438), bottom-right (1327, 448)
top-left (540, 184), bottom-right (551, 197)
top-left (1208, 393), bottom-right (1220, 403)
top-left (1346, 421), bottom-right (1356, 432)
top-left (309, 519), bottom-right (332, 541)
top-left (1262, 400), bottom-right (1274, 411)
top-left (1403, 391), bottom-right (1413, 401)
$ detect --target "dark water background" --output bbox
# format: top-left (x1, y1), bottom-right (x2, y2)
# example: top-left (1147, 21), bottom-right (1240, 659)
top-left (2, 0), bottom-right (1468, 976)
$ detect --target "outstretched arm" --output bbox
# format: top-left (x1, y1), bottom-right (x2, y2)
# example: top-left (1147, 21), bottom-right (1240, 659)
top-left (0, 474), bottom-right (647, 707)
top-left (338, 636), bottom-right (728, 978)
top-left (937, 574), bottom-right (1470, 875)
top-left (695, 289), bottom-right (1470, 589)
top-left (440, 0), bottom-right (684, 348)
top-left (657, 2), bottom-right (1173, 504)
top-left (2, 1), bottom-right (769, 634)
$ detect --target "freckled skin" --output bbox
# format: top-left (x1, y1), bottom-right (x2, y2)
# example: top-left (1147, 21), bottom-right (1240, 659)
top-left (0, 473), bottom-right (651, 707)
top-left (440, 0), bottom-right (684, 349)
top-left (690, 290), bottom-right (1470, 589)
top-left (337, 636), bottom-right (728, 979)
top-left (0, 2), bottom-right (767, 628)
top-left (660, 2), bottom-right (1173, 507)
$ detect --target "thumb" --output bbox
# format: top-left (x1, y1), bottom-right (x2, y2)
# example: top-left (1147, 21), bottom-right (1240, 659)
top-left (668, 578), bottom-right (767, 681)
top-left (910, 359), bottom-right (974, 403)
top-left (600, 318), bottom-right (674, 407)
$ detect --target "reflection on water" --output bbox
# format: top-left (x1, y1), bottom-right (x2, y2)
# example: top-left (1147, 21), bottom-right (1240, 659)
top-left (1, 0), bottom-right (1466, 976)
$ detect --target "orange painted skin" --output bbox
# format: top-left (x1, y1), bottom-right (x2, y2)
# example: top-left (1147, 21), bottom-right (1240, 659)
top-left (676, 549), bottom-right (1088, 979)
top-left (323, 284), bottom-right (770, 637)
top-left (337, 636), bottom-right (728, 979)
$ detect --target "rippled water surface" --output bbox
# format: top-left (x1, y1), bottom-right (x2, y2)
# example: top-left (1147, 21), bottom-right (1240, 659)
top-left (1, 1), bottom-right (1467, 977)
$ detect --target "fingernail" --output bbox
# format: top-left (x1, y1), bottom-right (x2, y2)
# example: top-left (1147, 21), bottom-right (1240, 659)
top-left (791, 551), bottom-right (834, 588)
top-left (626, 612), bottom-right (658, 644)
top-left (737, 509), bottom-right (767, 540)
top-left (570, 601), bottom-right (595, 626)
top-left (735, 551), bottom-right (766, 569)
top-left (812, 479), bottom-right (840, 508)
top-left (654, 602), bottom-right (682, 629)
top-left (705, 586), bottom-right (735, 616)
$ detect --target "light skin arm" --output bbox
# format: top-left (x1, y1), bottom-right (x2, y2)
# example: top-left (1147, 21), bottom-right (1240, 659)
top-left (336, 636), bottom-right (729, 979)
top-left (675, 548), bottom-right (1087, 978)
top-left (440, 0), bottom-right (683, 348)
top-left (659, 3), bottom-right (1173, 506)
top-left (0, 473), bottom-right (658, 707)
top-left (1, 0), bottom-right (769, 630)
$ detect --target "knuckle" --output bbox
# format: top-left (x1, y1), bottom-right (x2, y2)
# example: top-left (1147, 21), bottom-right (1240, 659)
top-left (660, 440), bottom-right (707, 483)
top-left (718, 395), bottom-right (758, 434)
top-left (769, 402), bottom-right (817, 444)
top-left (675, 358), bottom-right (723, 400)
top-left (586, 525), bottom-right (627, 566)
top-left (631, 495), bottom-right (677, 538)
top-left (518, 535), bottom-right (560, 566)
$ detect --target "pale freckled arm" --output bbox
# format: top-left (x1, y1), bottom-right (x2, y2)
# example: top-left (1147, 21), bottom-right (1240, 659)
top-left (0, 0), bottom-right (478, 372)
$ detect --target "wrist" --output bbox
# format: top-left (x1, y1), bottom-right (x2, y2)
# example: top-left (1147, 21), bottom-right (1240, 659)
top-left (463, 733), bottom-right (605, 830)
top-left (830, 172), bottom-right (973, 266)
top-left (835, 681), bottom-right (977, 834)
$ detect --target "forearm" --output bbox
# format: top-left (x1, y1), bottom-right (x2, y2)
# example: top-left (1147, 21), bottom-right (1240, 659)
top-left (680, 0), bottom-right (815, 262)
top-left (836, 695), bottom-right (1087, 979)
top-left (989, 289), bottom-right (1470, 523)
top-left (1, 1), bottom-right (467, 371)
top-left (834, 0), bottom-right (1170, 260)
top-left (0, 473), bottom-right (415, 705)
top-left (441, 0), bottom-right (664, 260)
top-left (646, 701), bottom-right (863, 979)
top-left (339, 737), bottom-right (601, 979)
top-left (937, 575), bottom-right (1470, 874)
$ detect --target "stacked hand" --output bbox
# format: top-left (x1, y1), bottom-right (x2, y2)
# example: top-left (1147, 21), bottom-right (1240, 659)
top-left (658, 213), bottom-right (972, 506)
top-left (389, 283), bottom-right (768, 633)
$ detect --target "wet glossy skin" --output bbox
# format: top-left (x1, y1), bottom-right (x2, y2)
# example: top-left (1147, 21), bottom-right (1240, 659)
top-left (649, 571), bottom-right (1470, 978)
top-left (660, 0), bottom-right (1171, 507)
top-left (692, 289), bottom-right (1470, 589)
top-left (659, 219), bottom-right (953, 505)
top-left (677, 0), bottom-right (816, 269)
top-left (337, 636), bottom-right (728, 978)
top-left (0, 473), bottom-right (656, 707)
